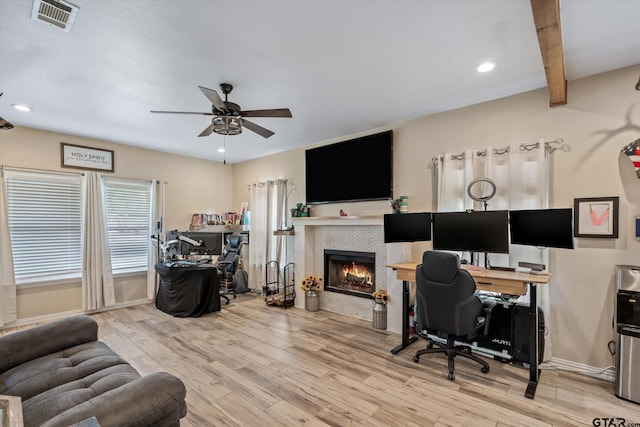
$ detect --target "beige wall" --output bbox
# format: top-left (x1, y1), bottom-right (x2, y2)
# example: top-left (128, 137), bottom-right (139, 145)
top-left (0, 127), bottom-right (234, 319)
top-left (233, 65), bottom-right (640, 370)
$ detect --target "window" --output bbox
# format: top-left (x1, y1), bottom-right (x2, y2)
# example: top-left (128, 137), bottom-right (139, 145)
top-left (4, 170), bottom-right (82, 283)
top-left (103, 178), bottom-right (153, 274)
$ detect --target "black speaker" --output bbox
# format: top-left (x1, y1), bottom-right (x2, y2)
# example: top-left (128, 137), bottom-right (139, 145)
top-left (512, 303), bottom-right (545, 365)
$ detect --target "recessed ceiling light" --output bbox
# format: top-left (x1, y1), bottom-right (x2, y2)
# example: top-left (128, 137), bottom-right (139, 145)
top-left (477, 62), bottom-right (496, 73)
top-left (12, 104), bottom-right (32, 112)
top-left (217, 148), bottom-right (226, 153)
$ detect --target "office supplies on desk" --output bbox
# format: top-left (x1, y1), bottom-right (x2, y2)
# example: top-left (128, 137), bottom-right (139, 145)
top-left (461, 264), bottom-right (485, 272)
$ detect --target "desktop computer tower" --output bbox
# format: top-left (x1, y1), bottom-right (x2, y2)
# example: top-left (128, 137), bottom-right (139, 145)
top-left (511, 303), bottom-right (545, 366)
top-left (473, 300), bottom-right (513, 361)
top-left (468, 298), bottom-right (545, 365)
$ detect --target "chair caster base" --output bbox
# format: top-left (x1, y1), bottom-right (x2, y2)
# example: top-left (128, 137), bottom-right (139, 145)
top-left (413, 356), bottom-right (420, 363)
top-left (448, 372), bottom-right (455, 381)
top-left (481, 366), bottom-right (489, 374)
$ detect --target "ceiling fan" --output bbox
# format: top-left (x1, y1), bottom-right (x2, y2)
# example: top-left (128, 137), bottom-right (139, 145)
top-left (0, 92), bottom-right (15, 131)
top-left (150, 83), bottom-right (292, 138)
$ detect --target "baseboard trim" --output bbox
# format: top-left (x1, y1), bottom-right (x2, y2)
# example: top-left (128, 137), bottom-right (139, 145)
top-left (3, 299), bottom-right (153, 330)
top-left (544, 357), bottom-right (615, 382)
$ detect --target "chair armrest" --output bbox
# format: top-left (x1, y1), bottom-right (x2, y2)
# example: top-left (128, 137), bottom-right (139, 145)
top-left (0, 315), bottom-right (98, 372)
top-left (40, 372), bottom-right (187, 427)
top-left (480, 299), bottom-right (497, 336)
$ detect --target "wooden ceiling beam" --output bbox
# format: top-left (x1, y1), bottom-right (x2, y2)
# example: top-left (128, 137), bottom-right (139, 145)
top-left (531, 0), bottom-right (567, 106)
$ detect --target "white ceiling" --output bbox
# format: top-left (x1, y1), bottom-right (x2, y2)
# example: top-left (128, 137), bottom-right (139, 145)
top-left (1, 0), bottom-right (639, 164)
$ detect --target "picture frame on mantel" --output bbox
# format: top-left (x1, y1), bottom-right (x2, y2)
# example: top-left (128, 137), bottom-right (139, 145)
top-left (61, 142), bottom-right (114, 172)
top-left (574, 196), bottom-right (619, 238)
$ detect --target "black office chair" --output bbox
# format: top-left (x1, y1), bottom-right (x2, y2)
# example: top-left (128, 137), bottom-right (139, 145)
top-left (413, 251), bottom-right (490, 380)
top-left (216, 234), bottom-right (243, 304)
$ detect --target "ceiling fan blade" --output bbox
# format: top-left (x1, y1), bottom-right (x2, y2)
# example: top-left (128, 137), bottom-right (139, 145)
top-left (242, 119), bottom-right (275, 138)
top-left (150, 110), bottom-right (213, 115)
top-left (198, 86), bottom-right (227, 112)
top-left (241, 108), bottom-right (292, 118)
top-left (198, 124), bottom-right (214, 137)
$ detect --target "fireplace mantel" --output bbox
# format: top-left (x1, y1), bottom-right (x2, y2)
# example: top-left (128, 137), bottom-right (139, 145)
top-left (292, 215), bottom-right (383, 227)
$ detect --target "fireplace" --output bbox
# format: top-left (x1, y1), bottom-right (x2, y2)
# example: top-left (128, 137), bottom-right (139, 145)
top-left (324, 250), bottom-right (375, 298)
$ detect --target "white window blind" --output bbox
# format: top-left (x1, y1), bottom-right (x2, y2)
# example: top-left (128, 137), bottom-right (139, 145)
top-left (103, 178), bottom-right (153, 273)
top-left (4, 170), bottom-right (82, 283)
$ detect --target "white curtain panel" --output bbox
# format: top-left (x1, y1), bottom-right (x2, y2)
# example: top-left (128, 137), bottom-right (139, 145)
top-left (436, 141), bottom-right (553, 361)
top-left (146, 180), bottom-right (159, 299)
top-left (0, 174), bottom-right (16, 326)
top-left (82, 172), bottom-right (115, 310)
top-left (271, 179), bottom-right (287, 265)
top-left (436, 150), bottom-right (476, 212)
top-left (249, 182), bottom-right (270, 291)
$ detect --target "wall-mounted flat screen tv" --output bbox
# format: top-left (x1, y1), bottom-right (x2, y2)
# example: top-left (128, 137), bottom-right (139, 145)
top-left (305, 130), bottom-right (392, 204)
top-left (509, 208), bottom-right (574, 249)
top-left (384, 212), bottom-right (432, 243)
top-left (432, 210), bottom-right (510, 254)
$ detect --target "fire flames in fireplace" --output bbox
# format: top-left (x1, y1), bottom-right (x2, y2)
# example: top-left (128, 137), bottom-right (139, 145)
top-left (343, 262), bottom-right (373, 287)
top-left (324, 250), bottom-right (375, 298)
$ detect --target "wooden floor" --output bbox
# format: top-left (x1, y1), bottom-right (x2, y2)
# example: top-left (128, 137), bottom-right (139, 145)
top-left (8, 294), bottom-right (639, 426)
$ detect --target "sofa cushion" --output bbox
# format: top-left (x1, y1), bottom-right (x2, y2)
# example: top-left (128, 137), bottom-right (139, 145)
top-left (0, 341), bottom-right (142, 427)
top-left (0, 315), bottom-right (98, 373)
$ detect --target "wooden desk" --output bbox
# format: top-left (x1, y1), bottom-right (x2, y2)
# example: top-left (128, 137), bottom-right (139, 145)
top-left (386, 262), bottom-right (551, 400)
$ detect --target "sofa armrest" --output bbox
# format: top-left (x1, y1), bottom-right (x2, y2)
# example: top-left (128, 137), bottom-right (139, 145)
top-left (41, 372), bottom-right (187, 427)
top-left (0, 315), bottom-right (98, 372)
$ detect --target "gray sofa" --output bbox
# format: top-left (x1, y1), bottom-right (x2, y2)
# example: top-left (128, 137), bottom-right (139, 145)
top-left (0, 315), bottom-right (187, 427)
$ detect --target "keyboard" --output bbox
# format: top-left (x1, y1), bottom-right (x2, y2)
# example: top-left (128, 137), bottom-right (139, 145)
top-left (461, 264), bottom-right (485, 272)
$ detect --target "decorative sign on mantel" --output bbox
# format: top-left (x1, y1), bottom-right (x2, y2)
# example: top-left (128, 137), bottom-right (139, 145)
top-left (61, 143), bottom-right (114, 172)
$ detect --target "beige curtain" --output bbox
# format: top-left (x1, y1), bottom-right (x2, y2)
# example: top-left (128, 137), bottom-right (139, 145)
top-left (0, 172), bottom-right (16, 326)
top-left (147, 179), bottom-right (161, 299)
top-left (249, 181), bottom-right (271, 291)
top-left (82, 172), bottom-right (115, 310)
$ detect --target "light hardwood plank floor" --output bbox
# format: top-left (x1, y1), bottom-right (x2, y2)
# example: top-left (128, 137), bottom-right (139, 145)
top-left (4, 294), bottom-right (638, 426)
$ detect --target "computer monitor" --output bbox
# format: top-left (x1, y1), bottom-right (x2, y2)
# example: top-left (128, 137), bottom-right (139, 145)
top-left (432, 210), bottom-right (510, 254)
top-left (509, 208), bottom-right (574, 249)
top-left (383, 212), bottom-right (432, 243)
top-left (179, 232), bottom-right (224, 255)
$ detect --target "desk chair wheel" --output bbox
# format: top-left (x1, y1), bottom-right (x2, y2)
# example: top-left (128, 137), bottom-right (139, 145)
top-left (221, 294), bottom-right (230, 305)
top-left (481, 366), bottom-right (489, 374)
top-left (412, 355), bottom-right (420, 363)
top-left (448, 372), bottom-right (455, 381)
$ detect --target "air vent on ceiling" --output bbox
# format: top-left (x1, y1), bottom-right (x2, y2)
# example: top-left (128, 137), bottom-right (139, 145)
top-left (31, 0), bottom-right (78, 32)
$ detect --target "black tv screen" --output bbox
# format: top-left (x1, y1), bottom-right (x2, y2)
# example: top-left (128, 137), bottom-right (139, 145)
top-left (509, 208), bottom-right (574, 249)
top-left (305, 130), bottom-right (393, 204)
top-left (432, 210), bottom-right (509, 254)
top-left (384, 212), bottom-right (432, 243)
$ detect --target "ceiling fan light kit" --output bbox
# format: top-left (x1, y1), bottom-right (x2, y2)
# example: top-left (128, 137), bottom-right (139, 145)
top-left (213, 116), bottom-right (242, 136)
top-left (151, 83), bottom-right (292, 139)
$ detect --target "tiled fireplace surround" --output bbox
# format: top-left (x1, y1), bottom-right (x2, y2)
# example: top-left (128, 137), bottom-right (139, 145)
top-left (292, 216), bottom-right (409, 334)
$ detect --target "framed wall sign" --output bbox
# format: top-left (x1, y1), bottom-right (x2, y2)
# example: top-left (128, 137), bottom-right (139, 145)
top-left (574, 196), bottom-right (619, 238)
top-left (61, 143), bottom-right (114, 172)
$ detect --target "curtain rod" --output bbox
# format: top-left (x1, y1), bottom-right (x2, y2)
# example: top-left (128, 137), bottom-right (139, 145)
top-left (0, 164), bottom-right (84, 177)
top-left (246, 178), bottom-right (288, 188)
top-left (431, 138), bottom-right (565, 163)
